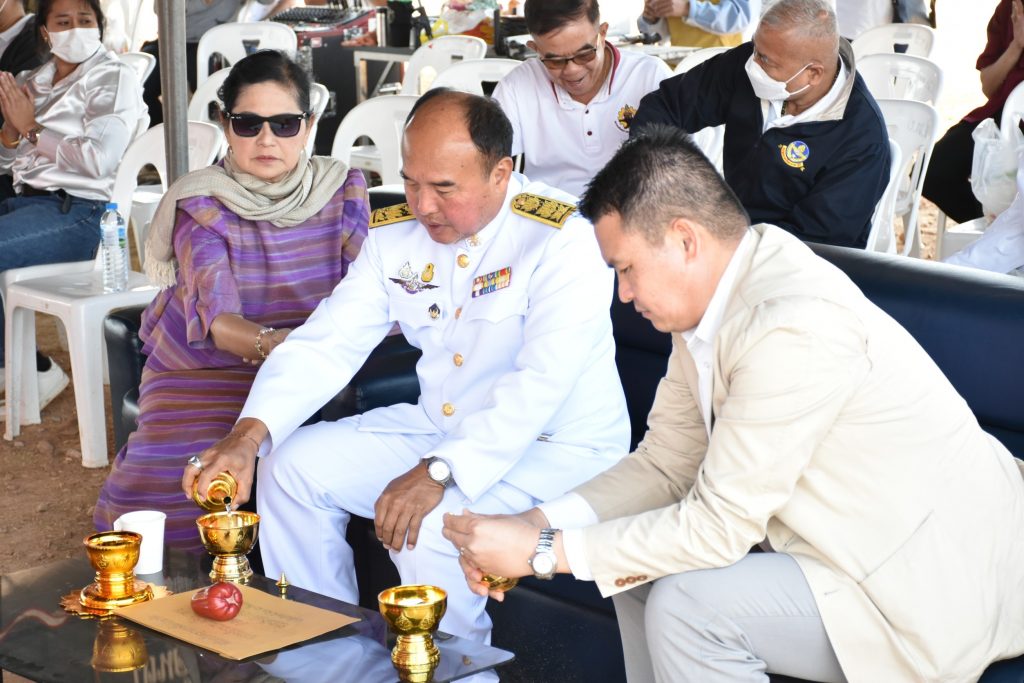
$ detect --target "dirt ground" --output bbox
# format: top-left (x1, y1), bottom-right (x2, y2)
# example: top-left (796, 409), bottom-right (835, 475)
top-left (0, 205), bottom-right (943, 578)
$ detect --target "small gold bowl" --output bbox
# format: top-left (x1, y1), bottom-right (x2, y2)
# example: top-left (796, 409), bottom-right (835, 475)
top-left (196, 511), bottom-right (260, 583)
top-left (79, 531), bottom-right (154, 611)
top-left (379, 584), bottom-right (447, 680)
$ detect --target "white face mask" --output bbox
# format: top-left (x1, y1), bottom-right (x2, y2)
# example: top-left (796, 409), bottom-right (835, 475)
top-left (47, 27), bottom-right (101, 64)
top-left (744, 54), bottom-right (812, 103)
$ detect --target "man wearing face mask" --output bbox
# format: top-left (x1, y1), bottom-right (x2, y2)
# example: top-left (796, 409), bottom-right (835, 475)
top-left (632, 0), bottom-right (889, 249)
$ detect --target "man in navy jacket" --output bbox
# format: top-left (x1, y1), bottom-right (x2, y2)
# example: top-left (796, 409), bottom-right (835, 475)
top-left (632, 0), bottom-right (889, 248)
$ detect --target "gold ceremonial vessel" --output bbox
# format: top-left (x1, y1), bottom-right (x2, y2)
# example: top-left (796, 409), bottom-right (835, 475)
top-left (191, 472), bottom-right (238, 512)
top-left (196, 511), bottom-right (260, 583)
top-left (79, 531), bottom-right (154, 612)
top-left (481, 574), bottom-right (518, 592)
top-left (378, 584), bottom-right (448, 683)
top-left (91, 619), bottom-right (148, 673)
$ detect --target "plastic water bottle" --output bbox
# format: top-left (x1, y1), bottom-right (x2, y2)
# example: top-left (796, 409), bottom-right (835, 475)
top-left (101, 202), bottom-right (128, 293)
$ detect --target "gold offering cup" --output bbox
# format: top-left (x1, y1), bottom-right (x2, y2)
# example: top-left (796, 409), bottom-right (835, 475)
top-left (91, 619), bottom-right (148, 673)
top-left (196, 511), bottom-right (260, 583)
top-left (378, 585), bottom-right (448, 682)
top-left (79, 531), bottom-right (154, 611)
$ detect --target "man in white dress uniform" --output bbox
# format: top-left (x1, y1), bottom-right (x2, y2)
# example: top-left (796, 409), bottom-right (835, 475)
top-left (183, 89), bottom-right (630, 650)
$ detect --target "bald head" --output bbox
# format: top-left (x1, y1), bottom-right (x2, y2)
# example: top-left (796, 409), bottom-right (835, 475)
top-left (405, 88), bottom-right (513, 176)
top-left (759, 0), bottom-right (839, 64)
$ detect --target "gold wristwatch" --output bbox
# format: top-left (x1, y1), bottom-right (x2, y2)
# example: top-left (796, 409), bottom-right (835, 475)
top-left (25, 125), bottom-right (43, 145)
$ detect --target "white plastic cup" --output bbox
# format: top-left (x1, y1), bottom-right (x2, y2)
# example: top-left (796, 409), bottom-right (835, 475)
top-left (113, 510), bottom-right (167, 575)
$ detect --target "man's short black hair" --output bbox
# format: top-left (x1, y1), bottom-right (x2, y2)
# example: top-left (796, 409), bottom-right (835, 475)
top-left (580, 124), bottom-right (749, 243)
top-left (524, 0), bottom-right (600, 37)
top-left (406, 88), bottom-right (513, 172)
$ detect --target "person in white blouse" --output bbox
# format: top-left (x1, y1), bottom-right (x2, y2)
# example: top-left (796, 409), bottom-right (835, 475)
top-left (0, 0), bottom-right (148, 411)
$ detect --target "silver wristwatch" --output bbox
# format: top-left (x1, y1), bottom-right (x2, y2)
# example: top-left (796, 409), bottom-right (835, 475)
top-left (424, 456), bottom-right (453, 487)
top-left (528, 528), bottom-right (558, 580)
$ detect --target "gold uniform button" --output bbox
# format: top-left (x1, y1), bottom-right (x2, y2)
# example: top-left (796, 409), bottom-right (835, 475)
top-left (614, 578), bottom-right (626, 587)
top-left (442, 402), bottom-right (455, 417)
top-left (457, 253), bottom-right (470, 268)
top-left (455, 307), bottom-right (462, 319)
top-left (637, 575), bottom-right (648, 581)
top-left (453, 353), bottom-right (464, 367)
top-left (625, 576), bottom-right (637, 585)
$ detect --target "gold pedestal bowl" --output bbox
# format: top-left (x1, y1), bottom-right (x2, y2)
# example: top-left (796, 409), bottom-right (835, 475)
top-left (379, 584), bottom-right (448, 683)
top-left (196, 511), bottom-right (260, 583)
top-left (79, 531), bottom-right (154, 612)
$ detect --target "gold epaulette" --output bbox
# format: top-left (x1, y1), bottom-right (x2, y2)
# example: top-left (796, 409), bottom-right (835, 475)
top-left (510, 193), bottom-right (575, 229)
top-left (369, 203), bottom-right (415, 228)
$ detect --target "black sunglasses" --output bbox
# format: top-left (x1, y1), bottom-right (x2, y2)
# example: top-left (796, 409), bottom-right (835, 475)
top-left (225, 112), bottom-right (310, 138)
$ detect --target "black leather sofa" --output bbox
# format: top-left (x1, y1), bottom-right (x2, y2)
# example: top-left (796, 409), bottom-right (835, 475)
top-left (104, 238), bottom-right (1024, 682)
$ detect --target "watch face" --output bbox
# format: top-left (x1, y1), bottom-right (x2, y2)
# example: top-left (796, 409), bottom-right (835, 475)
top-left (427, 459), bottom-right (450, 482)
top-left (531, 551), bottom-right (556, 576)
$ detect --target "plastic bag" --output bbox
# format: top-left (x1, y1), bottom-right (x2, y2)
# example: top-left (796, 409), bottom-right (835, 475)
top-left (971, 117), bottom-right (1024, 218)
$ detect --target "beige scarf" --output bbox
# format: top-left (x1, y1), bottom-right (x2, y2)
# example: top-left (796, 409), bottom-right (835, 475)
top-left (144, 151), bottom-right (351, 288)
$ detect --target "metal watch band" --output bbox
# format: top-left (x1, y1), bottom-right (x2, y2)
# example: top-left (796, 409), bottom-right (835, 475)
top-left (529, 528), bottom-right (559, 580)
top-left (425, 456), bottom-right (453, 487)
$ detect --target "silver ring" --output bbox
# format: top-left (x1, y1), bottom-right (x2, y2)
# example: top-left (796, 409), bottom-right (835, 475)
top-left (187, 454), bottom-right (203, 470)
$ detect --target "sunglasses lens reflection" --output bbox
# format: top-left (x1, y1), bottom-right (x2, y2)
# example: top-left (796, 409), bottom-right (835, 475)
top-left (229, 114), bottom-right (304, 138)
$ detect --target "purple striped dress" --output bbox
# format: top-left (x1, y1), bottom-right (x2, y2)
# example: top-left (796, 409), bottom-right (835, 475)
top-left (94, 169), bottom-right (369, 552)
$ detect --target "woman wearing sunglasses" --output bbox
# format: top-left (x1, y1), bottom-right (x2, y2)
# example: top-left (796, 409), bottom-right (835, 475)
top-left (0, 0), bottom-right (147, 410)
top-left (94, 49), bottom-right (370, 551)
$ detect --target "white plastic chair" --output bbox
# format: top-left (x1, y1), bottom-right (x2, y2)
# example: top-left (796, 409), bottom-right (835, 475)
top-left (429, 58), bottom-right (520, 95)
top-left (852, 23), bottom-right (936, 61)
top-left (1000, 81), bottom-right (1024, 139)
top-left (195, 22), bottom-right (297, 86)
top-left (308, 82), bottom-right (329, 156)
top-left (188, 68), bottom-right (232, 126)
top-left (119, 51), bottom-right (156, 84)
top-left (673, 46), bottom-right (731, 75)
top-left (105, 0), bottom-right (156, 52)
top-left (673, 47), bottom-right (730, 172)
top-left (936, 86), bottom-right (1024, 252)
top-left (857, 53), bottom-right (943, 105)
top-left (876, 98), bottom-right (940, 257)
top-left (938, 216), bottom-right (992, 261)
top-left (127, 122), bottom-right (226, 268)
top-left (331, 95), bottom-right (419, 186)
top-left (3, 122), bottom-right (224, 468)
top-left (396, 35), bottom-right (487, 95)
top-left (865, 138), bottom-right (903, 253)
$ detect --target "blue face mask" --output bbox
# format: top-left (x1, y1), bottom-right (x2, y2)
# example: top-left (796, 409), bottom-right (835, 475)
top-left (744, 54), bottom-right (812, 103)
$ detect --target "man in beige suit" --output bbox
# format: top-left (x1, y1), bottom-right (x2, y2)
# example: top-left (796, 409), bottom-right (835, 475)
top-left (443, 125), bottom-right (1024, 681)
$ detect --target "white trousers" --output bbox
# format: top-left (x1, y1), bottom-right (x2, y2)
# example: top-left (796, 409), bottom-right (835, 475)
top-left (612, 553), bottom-right (847, 683)
top-left (256, 415), bottom-right (537, 647)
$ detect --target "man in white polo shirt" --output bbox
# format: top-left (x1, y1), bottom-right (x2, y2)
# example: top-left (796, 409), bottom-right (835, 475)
top-left (492, 0), bottom-right (671, 198)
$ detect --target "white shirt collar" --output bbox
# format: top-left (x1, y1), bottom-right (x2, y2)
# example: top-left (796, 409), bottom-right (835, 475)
top-left (681, 229), bottom-right (754, 437)
top-left (761, 62), bottom-right (849, 132)
top-left (0, 14), bottom-right (31, 54)
top-left (682, 229), bottom-right (754, 348)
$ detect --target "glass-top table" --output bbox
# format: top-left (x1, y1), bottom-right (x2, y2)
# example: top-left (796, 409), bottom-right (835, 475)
top-left (0, 548), bottom-right (513, 682)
